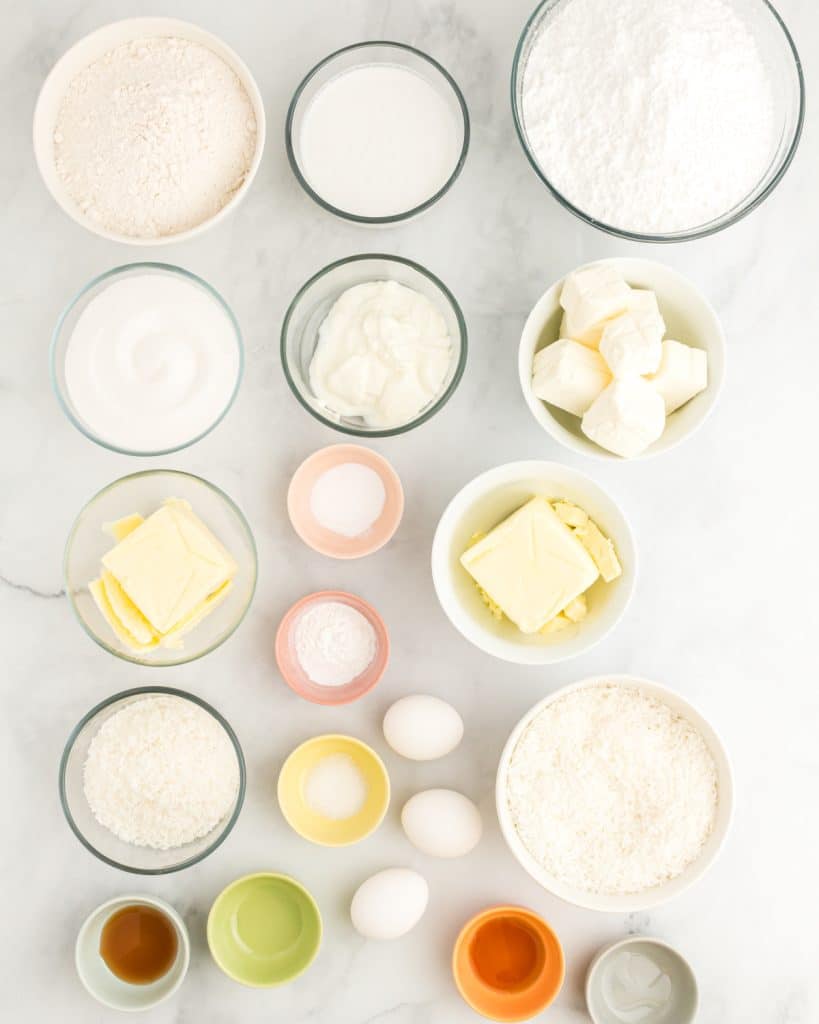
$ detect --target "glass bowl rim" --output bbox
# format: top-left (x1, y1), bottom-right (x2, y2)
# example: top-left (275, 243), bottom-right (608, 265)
top-left (285, 39), bottom-right (471, 225)
top-left (280, 252), bottom-right (469, 437)
top-left (59, 684), bottom-right (247, 875)
top-left (50, 261), bottom-right (245, 456)
top-left (510, 0), bottom-right (806, 243)
top-left (63, 469), bottom-right (258, 666)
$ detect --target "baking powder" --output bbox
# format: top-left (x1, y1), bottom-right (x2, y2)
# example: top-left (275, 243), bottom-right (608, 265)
top-left (294, 601), bottom-right (377, 687)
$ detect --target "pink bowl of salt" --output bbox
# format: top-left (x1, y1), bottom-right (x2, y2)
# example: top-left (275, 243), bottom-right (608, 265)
top-left (287, 444), bottom-right (403, 559)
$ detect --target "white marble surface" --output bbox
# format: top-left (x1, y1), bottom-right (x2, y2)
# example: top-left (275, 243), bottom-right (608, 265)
top-left (2, 1), bottom-right (817, 1020)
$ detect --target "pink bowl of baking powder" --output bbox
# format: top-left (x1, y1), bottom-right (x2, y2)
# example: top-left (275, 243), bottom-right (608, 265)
top-left (275, 590), bottom-right (390, 705)
top-left (287, 445), bottom-right (404, 559)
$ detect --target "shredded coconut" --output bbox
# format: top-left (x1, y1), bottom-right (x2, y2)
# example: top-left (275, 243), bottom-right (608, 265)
top-left (54, 36), bottom-right (257, 238)
top-left (506, 683), bottom-right (718, 895)
top-left (83, 695), bottom-right (240, 849)
top-left (294, 600), bottom-right (377, 687)
top-left (521, 0), bottom-right (776, 233)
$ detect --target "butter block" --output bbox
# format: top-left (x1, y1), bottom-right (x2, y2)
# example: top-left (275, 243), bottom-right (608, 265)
top-left (104, 513), bottom-right (144, 542)
top-left (541, 613), bottom-right (571, 634)
top-left (532, 339), bottom-right (611, 416)
top-left (582, 378), bottom-right (666, 458)
top-left (573, 521), bottom-right (622, 582)
top-left (559, 266), bottom-right (632, 347)
top-left (648, 339), bottom-right (708, 414)
top-left (160, 580), bottom-right (233, 649)
top-left (89, 578), bottom-right (159, 653)
top-left (562, 593), bottom-right (588, 622)
top-left (100, 569), bottom-right (158, 646)
top-left (102, 498), bottom-right (237, 635)
top-left (460, 496), bottom-right (599, 634)
top-left (599, 310), bottom-right (665, 377)
top-left (552, 500), bottom-right (589, 528)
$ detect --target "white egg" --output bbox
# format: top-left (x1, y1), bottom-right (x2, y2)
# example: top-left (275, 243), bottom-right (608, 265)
top-left (401, 789), bottom-right (482, 858)
top-left (383, 694), bottom-right (464, 761)
top-left (350, 868), bottom-right (429, 940)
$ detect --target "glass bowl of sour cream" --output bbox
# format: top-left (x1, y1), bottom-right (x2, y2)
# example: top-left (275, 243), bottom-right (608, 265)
top-left (286, 41), bottom-right (469, 225)
top-left (281, 253), bottom-right (468, 437)
top-left (51, 263), bottom-right (243, 456)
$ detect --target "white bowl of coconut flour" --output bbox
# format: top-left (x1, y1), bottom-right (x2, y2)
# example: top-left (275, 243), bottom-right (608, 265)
top-left (512, 0), bottom-right (804, 240)
top-left (60, 688), bottom-right (245, 873)
top-left (496, 676), bottom-right (733, 912)
top-left (33, 18), bottom-right (265, 244)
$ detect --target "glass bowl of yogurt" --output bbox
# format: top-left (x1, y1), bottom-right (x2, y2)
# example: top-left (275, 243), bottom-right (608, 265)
top-left (286, 41), bottom-right (469, 224)
top-left (51, 263), bottom-right (243, 456)
top-left (281, 254), bottom-right (468, 437)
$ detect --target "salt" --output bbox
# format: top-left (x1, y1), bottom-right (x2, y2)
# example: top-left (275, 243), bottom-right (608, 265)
top-left (304, 753), bottom-right (368, 820)
top-left (294, 600), bottom-right (377, 687)
top-left (310, 462), bottom-right (386, 538)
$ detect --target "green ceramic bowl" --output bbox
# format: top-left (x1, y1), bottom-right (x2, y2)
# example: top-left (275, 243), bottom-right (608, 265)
top-left (207, 873), bottom-right (322, 987)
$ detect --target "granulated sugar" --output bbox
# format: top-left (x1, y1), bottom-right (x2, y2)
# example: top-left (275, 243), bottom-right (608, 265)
top-left (83, 695), bottom-right (240, 849)
top-left (506, 684), bottom-right (718, 895)
top-left (521, 0), bottom-right (775, 233)
top-left (54, 36), bottom-right (257, 238)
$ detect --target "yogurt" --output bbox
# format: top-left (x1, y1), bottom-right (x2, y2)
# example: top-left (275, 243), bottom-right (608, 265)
top-left (297, 62), bottom-right (463, 218)
top-left (64, 273), bottom-right (240, 451)
top-left (308, 280), bottom-right (453, 429)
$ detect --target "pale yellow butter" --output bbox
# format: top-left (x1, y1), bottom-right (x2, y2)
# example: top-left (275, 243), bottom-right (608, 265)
top-left (460, 497), bottom-right (599, 634)
top-left (89, 578), bottom-right (159, 652)
top-left (102, 498), bottom-right (236, 635)
top-left (573, 519), bottom-right (622, 582)
top-left (103, 513), bottom-right (144, 542)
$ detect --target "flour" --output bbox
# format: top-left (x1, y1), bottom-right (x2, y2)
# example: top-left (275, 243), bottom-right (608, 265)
top-left (506, 684), bottom-right (718, 895)
top-left (521, 0), bottom-right (776, 233)
top-left (54, 36), bottom-right (257, 238)
top-left (294, 600), bottom-right (377, 687)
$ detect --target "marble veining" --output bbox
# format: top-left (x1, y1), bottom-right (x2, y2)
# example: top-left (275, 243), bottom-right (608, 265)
top-left (1, 1), bottom-right (817, 1021)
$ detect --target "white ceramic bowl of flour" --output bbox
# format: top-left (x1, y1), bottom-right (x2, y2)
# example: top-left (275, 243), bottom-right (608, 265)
top-left (33, 18), bottom-right (266, 244)
top-left (496, 675), bottom-right (734, 912)
top-left (431, 461), bottom-right (636, 665)
top-left (519, 259), bottom-right (726, 461)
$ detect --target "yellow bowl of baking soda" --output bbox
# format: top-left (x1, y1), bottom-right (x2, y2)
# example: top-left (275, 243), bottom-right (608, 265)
top-left (277, 734), bottom-right (390, 847)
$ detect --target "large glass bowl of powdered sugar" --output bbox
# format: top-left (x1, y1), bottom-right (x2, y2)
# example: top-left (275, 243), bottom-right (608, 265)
top-left (281, 254), bottom-right (467, 437)
top-left (511, 0), bottom-right (804, 241)
top-left (60, 687), bottom-right (246, 874)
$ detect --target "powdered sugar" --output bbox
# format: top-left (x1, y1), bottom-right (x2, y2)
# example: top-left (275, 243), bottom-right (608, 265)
top-left (83, 695), bottom-right (240, 849)
top-left (54, 36), bottom-right (257, 238)
top-left (294, 601), bottom-right (377, 687)
top-left (521, 0), bottom-right (776, 233)
top-left (506, 683), bottom-right (718, 895)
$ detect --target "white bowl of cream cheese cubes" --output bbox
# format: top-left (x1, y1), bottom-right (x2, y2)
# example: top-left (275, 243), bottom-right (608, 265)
top-left (519, 259), bottom-right (726, 459)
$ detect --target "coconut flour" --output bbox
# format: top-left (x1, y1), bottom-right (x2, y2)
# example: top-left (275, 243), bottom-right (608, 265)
top-left (521, 0), bottom-right (776, 233)
top-left (54, 36), bottom-right (257, 238)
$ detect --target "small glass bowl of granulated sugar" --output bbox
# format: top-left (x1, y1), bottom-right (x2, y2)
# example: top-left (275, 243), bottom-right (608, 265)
top-left (33, 18), bottom-right (265, 244)
top-left (60, 687), bottom-right (246, 874)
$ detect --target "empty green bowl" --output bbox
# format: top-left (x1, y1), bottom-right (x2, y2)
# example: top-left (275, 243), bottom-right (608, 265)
top-left (207, 873), bottom-right (322, 987)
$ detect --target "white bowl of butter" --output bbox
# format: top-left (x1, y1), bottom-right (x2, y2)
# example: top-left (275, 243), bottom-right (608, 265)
top-left (519, 259), bottom-right (726, 460)
top-left (431, 461), bottom-right (635, 664)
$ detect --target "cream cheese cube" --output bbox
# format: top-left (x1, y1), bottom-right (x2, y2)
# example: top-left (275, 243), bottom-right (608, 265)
top-left (532, 339), bottom-right (611, 416)
top-left (648, 339), bottom-right (708, 414)
top-left (582, 378), bottom-right (666, 458)
top-left (627, 288), bottom-right (661, 316)
top-left (559, 266), bottom-right (632, 346)
top-left (460, 496), bottom-right (599, 633)
top-left (599, 309), bottom-right (665, 377)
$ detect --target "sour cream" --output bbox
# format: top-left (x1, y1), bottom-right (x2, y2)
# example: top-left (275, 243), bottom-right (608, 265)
top-left (63, 273), bottom-right (240, 452)
top-left (308, 280), bottom-right (453, 429)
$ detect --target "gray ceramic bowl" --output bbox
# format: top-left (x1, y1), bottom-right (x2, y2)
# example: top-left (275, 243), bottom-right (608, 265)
top-left (586, 937), bottom-right (698, 1024)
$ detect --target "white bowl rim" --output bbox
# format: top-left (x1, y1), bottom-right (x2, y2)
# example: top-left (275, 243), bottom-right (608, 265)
top-left (74, 893), bottom-right (191, 1011)
top-left (518, 257), bottom-right (727, 462)
top-left (495, 674), bottom-right (735, 912)
top-left (32, 16), bottom-right (266, 246)
top-left (430, 460), bottom-right (637, 665)
top-left (584, 934), bottom-right (699, 1024)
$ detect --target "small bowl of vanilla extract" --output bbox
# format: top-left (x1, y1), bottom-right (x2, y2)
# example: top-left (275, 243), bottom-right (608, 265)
top-left (75, 895), bottom-right (190, 1011)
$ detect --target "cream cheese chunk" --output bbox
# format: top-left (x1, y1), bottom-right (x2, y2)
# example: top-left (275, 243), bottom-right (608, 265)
top-left (559, 266), bottom-right (632, 347)
top-left (101, 498), bottom-right (237, 636)
top-left (648, 339), bottom-right (708, 414)
top-left (532, 339), bottom-right (611, 416)
top-left (460, 496), bottom-right (599, 634)
top-left (582, 378), bottom-right (666, 458)
top-left (599, 309), bottom-right (665, 377)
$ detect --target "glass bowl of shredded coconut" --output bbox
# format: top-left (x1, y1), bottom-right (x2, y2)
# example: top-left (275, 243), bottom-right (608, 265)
top-left (60, 687), bottom-right (246, 874)
top-left (33, 18), bottom-right (265, 244)
top-left (511, 0), bottom-right (804, 241)
top-left (496, 676), bottom-right (733, 911)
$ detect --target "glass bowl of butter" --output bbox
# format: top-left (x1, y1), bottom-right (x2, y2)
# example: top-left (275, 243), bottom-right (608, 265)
top-left (64, 471), bottom-right (257, 666)
top-left (431, 461), bottom-right (636, 665)
top-left (281, 254), bottom-right (468, 437)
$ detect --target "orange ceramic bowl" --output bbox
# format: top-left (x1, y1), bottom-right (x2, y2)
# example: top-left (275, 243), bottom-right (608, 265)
top-left (287, 444), bottom-right (404, 559)
top-left (275, 590), bottom-right (389, 705)
top-left (453, 906), bottom-right (564, 1021)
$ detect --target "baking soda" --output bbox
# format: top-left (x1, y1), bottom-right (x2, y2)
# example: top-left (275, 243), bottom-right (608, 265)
top-left (294, 600), bottom-right (377, 687)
